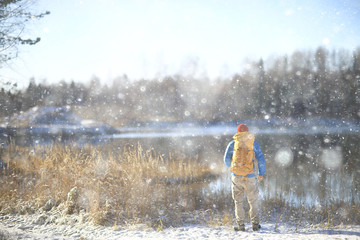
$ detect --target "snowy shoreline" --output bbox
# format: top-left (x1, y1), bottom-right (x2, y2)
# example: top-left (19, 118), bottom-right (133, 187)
top-left (1, 213), bottom-right (359, 240)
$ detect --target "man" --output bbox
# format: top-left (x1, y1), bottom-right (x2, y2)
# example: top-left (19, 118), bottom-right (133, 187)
top-left (224, 123), bottom-right (265, 231)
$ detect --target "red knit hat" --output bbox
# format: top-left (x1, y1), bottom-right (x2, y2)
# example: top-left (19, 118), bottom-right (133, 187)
top-left (237, 124), bottom-right (249, 132)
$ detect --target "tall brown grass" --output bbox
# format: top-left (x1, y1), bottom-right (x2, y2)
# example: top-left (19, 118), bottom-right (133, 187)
top-left (0, 143), bottom-right (220, 227)
top-left (0, 143), bottom-right (358, 229)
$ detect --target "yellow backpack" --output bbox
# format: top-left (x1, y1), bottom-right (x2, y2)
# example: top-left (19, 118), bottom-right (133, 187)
top-left (230, 132), bottom-right (255, 176)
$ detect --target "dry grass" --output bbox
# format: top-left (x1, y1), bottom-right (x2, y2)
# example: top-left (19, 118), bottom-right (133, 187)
top-left (0, 143), bottom-right (358, 229)
top-left (0, 143), bottom-right (220, 228)
top-left (260, 196), bottom-right (360, 229)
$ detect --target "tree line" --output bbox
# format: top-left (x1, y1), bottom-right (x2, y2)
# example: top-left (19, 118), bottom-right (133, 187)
top-left (1, 46), bottom-right (359, 127)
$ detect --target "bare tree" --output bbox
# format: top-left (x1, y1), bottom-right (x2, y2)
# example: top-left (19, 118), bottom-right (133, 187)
top-left (0, 0), bottom-right (49, 65)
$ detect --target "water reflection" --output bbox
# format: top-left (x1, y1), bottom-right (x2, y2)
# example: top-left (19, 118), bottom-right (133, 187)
top-left (110, 129), bottom-right (360, 208)
top-left (2, 121), bottom-right (360, 209)
top-left (257, 133), bottom-right (359, 207)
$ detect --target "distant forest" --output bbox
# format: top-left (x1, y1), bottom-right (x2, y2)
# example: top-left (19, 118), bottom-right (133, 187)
top-left (1, 46), bottom-right (359, 127)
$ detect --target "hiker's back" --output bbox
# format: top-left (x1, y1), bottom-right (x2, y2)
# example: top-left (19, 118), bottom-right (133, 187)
top-left (230, 132), bottom-right (255, 176)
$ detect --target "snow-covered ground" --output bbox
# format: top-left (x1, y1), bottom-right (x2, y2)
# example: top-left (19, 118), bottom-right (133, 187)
top-left (0, 213), bottom-right (359, 240)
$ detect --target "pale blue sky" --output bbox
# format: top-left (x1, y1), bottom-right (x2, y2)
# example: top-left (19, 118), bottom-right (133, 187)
top-left (2, 0), bottom-right (360, 88)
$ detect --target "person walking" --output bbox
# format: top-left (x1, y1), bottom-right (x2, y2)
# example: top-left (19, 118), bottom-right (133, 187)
top-left (224, 123), bottom-right (265, 231)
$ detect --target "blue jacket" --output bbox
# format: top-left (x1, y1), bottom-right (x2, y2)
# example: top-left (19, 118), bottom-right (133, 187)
top-left (224, 139), bottom-right (265, 177)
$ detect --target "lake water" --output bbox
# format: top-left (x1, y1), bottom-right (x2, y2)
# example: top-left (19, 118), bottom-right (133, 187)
top-left (3, 119), bottom-right (360, 208)
top-left (110, 120), bottom-right (360, 208)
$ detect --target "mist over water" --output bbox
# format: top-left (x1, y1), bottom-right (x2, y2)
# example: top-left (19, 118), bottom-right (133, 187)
top-left (113, 119), bottom-right (360, 138)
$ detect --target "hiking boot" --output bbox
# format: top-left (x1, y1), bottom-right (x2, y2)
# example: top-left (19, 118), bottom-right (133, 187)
top-left (234, 224), bottom-right (245, 231)
top-left (252, 223), bottom-right (261, 231)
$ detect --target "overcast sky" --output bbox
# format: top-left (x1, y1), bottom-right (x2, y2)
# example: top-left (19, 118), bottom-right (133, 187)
top-left (2, 0), bottom-right (360, 88)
